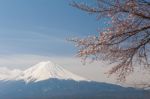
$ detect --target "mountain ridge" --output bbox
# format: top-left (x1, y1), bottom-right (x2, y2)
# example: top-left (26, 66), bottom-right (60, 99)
top-left (0, 78), bottom-right (148, 99)
top-left (0, 61), bottom-right (87, 83)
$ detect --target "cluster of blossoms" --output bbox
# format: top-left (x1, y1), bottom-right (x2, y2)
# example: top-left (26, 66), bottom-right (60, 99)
top-left (71, 0), bottom-right (150, 81)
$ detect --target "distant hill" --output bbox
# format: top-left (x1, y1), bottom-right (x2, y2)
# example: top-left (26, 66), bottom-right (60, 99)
top-left (0, 79), bottom-right (149, 99)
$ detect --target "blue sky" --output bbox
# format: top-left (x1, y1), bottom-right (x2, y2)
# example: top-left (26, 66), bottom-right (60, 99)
top-left (0, 0), bottom-right (111, 82)
top-left (0, 0), bottom-right (108, 56)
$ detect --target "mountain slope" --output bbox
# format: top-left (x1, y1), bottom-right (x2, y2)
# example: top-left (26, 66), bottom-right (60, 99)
top-left (18, 61), bottom-right (86, 82)
top-left (0, 78), bottom-right (148, 99)
top-left (0, 61), bottom-right (86, 83)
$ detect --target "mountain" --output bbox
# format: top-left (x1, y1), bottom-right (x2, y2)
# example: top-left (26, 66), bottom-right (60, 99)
top-left (17, 61), bottom-right (86, 83)
top-left (0, 78), bottom-right (149, 99)
top-left (0, 61), bottom-right (86, 83)
top-left (0, 61), bottom-right (149, 99)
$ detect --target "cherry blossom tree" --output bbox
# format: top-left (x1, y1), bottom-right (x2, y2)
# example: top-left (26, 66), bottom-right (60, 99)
top-left (70, 0), bottom-right (150, 81)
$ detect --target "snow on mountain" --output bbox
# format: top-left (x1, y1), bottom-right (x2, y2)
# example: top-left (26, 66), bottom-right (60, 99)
top-left (0, 61), bottom-right (86, 83)
top-left (18, 61), bottom-right (86, 82)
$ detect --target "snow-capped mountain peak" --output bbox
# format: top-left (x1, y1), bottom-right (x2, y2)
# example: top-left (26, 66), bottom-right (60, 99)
top-left (18, 61), bottom-right (86, 83)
